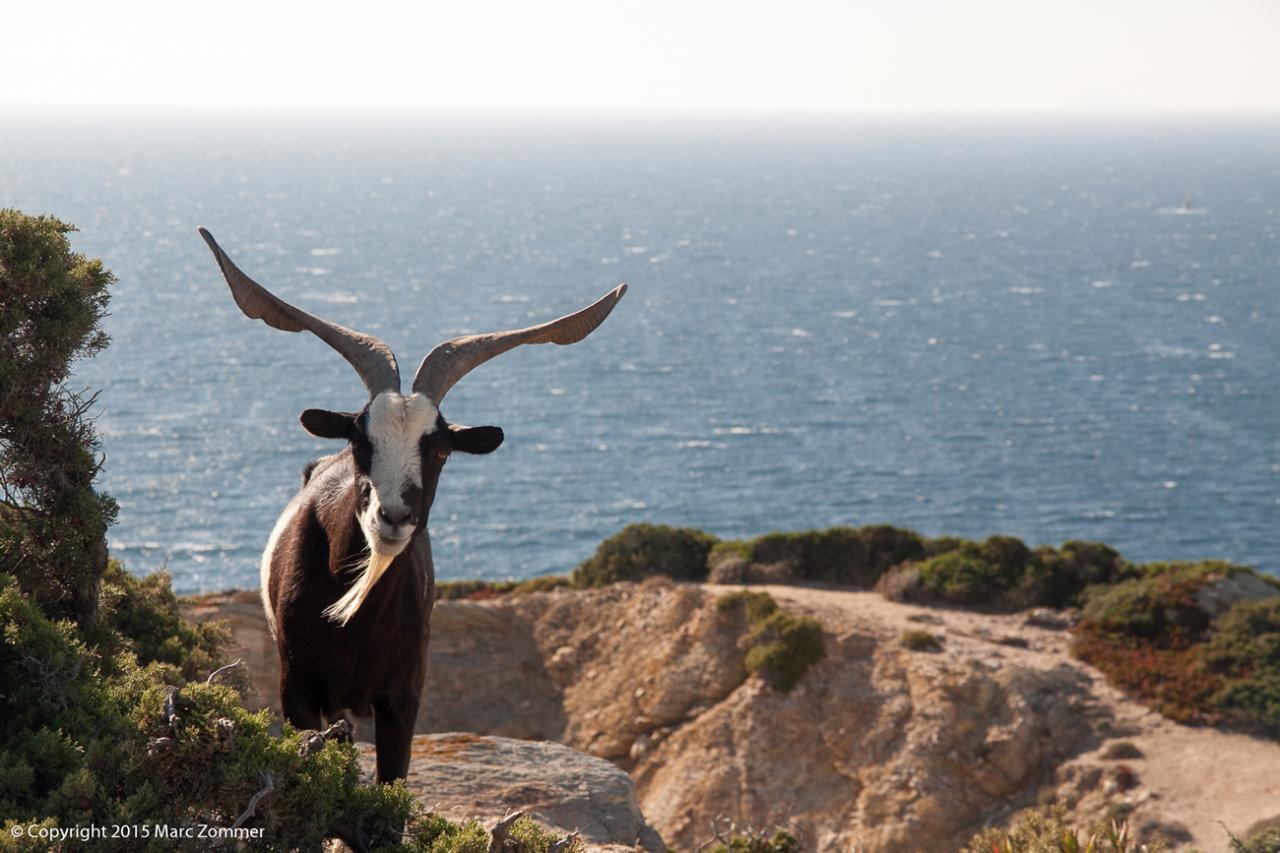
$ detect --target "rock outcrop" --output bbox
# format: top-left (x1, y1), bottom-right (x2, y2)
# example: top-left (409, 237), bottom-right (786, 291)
top-left (189, 580), bottom-right (1280, 852)
top-left (356, 734), bottom-right (665, 852)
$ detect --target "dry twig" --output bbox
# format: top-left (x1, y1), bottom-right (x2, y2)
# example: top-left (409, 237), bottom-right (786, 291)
top-left (206, 658), bottom-right (245, 686)
top-left (488, 810), bottom-right (525, 853)
top-left (209, 771), bottom-right (274, 847)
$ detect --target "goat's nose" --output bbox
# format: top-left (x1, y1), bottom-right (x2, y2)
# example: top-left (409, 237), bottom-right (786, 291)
top-left (378, 506), bottom-right (412, 526)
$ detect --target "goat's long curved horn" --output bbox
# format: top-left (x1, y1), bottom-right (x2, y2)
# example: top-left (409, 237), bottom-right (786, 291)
top-left (199, 228), bottom-right (401, 397)
top-left (412, 283), bottom-right (627, 404)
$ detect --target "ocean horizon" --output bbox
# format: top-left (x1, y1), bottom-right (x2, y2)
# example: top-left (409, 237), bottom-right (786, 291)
top-left (2, 113), bottom-right (1276, 593)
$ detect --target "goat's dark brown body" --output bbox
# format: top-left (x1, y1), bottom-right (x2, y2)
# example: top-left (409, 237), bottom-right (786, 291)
top-left (265, 448), bottom-right (436, 782)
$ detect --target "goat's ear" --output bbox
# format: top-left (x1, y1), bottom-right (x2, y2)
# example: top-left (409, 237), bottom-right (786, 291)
top-left (301, 409), bottom-right (358, 440)
top-left (449, 424), bottom-right (504, 455)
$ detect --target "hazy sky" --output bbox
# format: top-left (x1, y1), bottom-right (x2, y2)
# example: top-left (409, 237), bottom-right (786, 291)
top-left (4, 0), bottom-right (1277, 113)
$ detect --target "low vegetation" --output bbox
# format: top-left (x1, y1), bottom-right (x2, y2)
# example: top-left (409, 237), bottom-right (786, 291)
top-left (574, 521), bottom-right (1129, 613)
top-left (0, 211), bottom-right (118, 625)
top-left (716, 591), bottom-right (825, 692)
top-left (900, 629), bottom-right (943, 652)
top-left (711, 525), bottom-right (926, 586)
top-left (901, 536), bottom-right (1129, 610)
top-left (1072, 561), bottom-right (1280, 732)
top-left (436, 575), bottom-right (571, 601)
top-left (962, 806), bottom-right (1280, 853)
top-left (572, 523), bottom-right (717, 587)
top-left (401, 813), bottom-right (569, 853)
top-left (0, 568), bottom-right (424, 850)
top-left (961, 807), bottom-right (1164, 852)
top-left (1232, 827), bottom-right (1280, 853)
top-left (704, 829), bottom-right (799, 853)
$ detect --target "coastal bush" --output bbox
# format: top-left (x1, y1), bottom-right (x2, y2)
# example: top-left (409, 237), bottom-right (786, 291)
top-left (900, 629), bottom-right (943, 652)
top-left (894, 536), bottom-right (1130, 611)
top-left (437, 575), bottom-right (572, 601)
top-left (705, 830), bottom-right (800, 853)
top-left (1203, 597), bottom-right (1280, 730)
top-left (0, 570), bottom-right (431, 850)
top-left (436, 579), bottom-right (519, 600)
top-left (0, 210), bottom-right (118, 624)
top-left (511, 575), bottom-right (572, 595)
top-left (86, 559), bottom-right (227, 681)
top-left (401, 813), bottom-right (571, 853)
top-left (1100, 741), bottom-right (1144, 760)
top-left (712, 525), bottom-right (925, 587)
top-left (572, 523), bottom-right (718, 587)
top-left (1232, 827), bottom-right (1280, 853)
top-left (717, 591), bottom-right (825, 692)
top-left (923, 535), bottom-right (966, 557)
top-left (962, 806), bottom-right (1163, 852)
top-left (717, 589), bottom-right (781, 622)
top-left (1072, 561), bottom-right (1280, 732)
top-left (913, 536), bottom-right (1031, 605)
top-left (1016, 541), bottom-right (1129, 609)
top-left (1076, 561), bottom-right (1230, 641)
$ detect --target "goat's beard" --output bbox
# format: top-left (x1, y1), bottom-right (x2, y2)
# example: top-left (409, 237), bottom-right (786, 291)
top-left (321, 532), bottom-right (405, 626)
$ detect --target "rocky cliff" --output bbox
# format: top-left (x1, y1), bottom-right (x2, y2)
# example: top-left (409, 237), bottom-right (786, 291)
top-left (188, 580), bottom-right (1280, 852)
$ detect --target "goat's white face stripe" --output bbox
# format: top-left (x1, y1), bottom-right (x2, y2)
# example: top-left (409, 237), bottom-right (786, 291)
top-left (364, 392), bottom-right (438, 550)
top-left (324, 391), bottom-right (439, 625)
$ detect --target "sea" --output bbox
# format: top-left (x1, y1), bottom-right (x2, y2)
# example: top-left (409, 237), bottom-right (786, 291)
top-left (1, 113), bottom-right (1277, 593)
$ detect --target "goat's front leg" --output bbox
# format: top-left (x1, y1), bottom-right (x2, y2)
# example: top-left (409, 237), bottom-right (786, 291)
top-left (372, 693), bottom-right (419, 783)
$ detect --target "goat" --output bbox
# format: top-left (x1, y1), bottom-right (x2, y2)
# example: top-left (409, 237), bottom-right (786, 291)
top-left (199, 227), bottom-right (625, 786)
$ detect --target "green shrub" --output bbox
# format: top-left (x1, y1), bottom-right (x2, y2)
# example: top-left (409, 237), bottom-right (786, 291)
top-left (436, 579), bottom-right (519, 601)
top-left (706, 830), bottom-right (799, 853)
top-left (716, 590), bottom-right (779, 622)
top-left (717, 592), bottom-right (825, 692)
top-left (505, 815), bottom-right (574, 853)
top-left (1072, 562), bottom-right (1280, 732)
top-left (86, 560), bottom-right (227, 681)
top-left (0, 572), bottom-right (425, 850)
top-left (910, 536), bottom-right (1131, 610)
top-left (401, 813), bottom-right (573, 853)
top-left (962, 806), bottom-right (1161, 852)
top-left (914, 536), bottom-right (1031, 605)
top-left (1204, 597), bottom-right (1280, 730)
top-left (1233, 827), bottom-right (1280, 853)
top-left (1017, 541), bottom-right (1129, 609)
top-left (511, 575), bottom-right (572, 595)
top-left (900, 629), bottom-right (943, 652)
top-left (924, 535), bottom-right (966, 557)
top-left (436, 575), bottom-right (572, 601)
top-left (572, 523), bottom-right (718, 587)
top-left (727, 525), bottom-right (925, 587)
top-left (1100, 741), bottom-right (1144, 760)
top-left (1077, 561), bottom-right (1237, 641)
top-left (0, 210), bottom-right (118, 624)
top-left (708, 539), bottom-right (752, 563)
